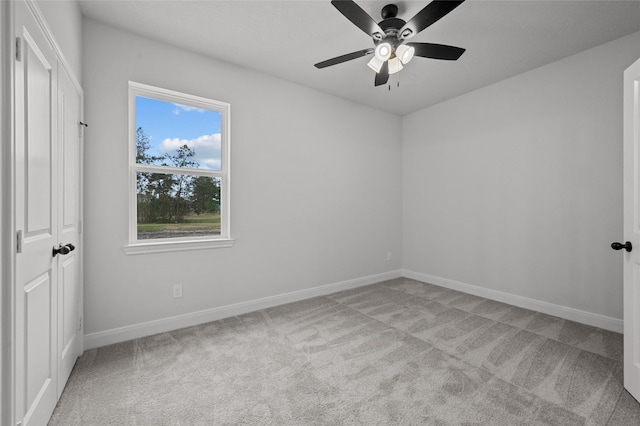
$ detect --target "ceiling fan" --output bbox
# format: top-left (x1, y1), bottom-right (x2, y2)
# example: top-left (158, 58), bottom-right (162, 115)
top-left (315, 0), bottom-right (466, 87)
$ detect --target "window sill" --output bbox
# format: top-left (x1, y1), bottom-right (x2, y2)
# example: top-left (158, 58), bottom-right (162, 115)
top-left (122, 238), bottom-right (235, 255)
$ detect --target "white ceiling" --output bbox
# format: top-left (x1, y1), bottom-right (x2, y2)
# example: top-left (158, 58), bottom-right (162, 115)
top-left (78, 0), bottom-right (640, 116)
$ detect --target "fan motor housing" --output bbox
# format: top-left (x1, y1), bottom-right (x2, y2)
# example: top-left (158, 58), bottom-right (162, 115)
top-left (380, 4), bottom-right (398, 19)
top-left (378, 18), bottom-right (406, 32)
top-left (377, 4), bottom-right (405, 43)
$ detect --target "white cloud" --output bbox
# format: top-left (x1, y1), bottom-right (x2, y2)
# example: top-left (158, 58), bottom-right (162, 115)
top-left (159, 133), bottom-right (221, 170)
top-left (171, 103), bottom-right (206, 115)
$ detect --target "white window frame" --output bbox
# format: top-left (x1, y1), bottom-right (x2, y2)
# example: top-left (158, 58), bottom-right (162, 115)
top-left (123, 81), bottom-right (233, 255)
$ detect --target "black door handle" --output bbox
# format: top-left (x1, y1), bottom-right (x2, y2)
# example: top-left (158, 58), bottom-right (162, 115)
top-left (52, 243), bottom-right (76, 257)
top-left (611, 241), bottom-right (632, 252)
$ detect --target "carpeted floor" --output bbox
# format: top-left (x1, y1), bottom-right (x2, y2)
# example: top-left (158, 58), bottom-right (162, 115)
top-left (49, 278), bottom-right (640, 425)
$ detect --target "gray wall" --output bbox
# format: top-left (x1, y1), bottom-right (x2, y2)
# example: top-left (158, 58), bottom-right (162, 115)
top-left (37, 0), bottom-right (82, 82)
top-left (82, 19), bottom-right (403, 337)
top-left (403, 31), bottom-right (640, 324)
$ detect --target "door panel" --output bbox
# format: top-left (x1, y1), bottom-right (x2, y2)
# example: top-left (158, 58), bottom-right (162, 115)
top-left (14, 2), bottom-right (59, 424)
top-left (24, 35), bottom-right (52, 235)
top-left (623, 57), bottom-right (640, 402)
top-left (25, 273), bottom-right (53, 406)
top-left (61, 88), bottom-right (79, 229)
top-left (60, 257), bottom-right (78, 359)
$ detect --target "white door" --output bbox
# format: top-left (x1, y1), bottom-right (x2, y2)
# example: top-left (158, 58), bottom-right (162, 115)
top-left (14, 1), bottom-right (59, 424)
top-left (56, 63), bottom-right (83, 397)
top-left (623, 57), bottom-right (640, 403)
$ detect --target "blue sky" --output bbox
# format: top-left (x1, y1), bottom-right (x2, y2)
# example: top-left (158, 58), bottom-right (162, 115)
top-left (136, 96), bottom-right (221, 170)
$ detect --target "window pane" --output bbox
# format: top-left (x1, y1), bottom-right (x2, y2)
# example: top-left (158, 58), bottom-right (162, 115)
top-left (136, 172), bottom-right (221, 240)
top-left (135, 96), bottom-right (222, 170)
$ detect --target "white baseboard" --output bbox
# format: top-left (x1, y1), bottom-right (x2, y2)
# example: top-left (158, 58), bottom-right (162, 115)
top-left (83, 269), bottom-right (403, 350)
top-left (402, 269), bottom-right (623, 333)
top-left (84, 268), bottom-right (622, 350)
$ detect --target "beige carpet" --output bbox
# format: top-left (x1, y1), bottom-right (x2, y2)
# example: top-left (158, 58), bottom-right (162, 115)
top-left (49, 278), bottom-right (640, 425)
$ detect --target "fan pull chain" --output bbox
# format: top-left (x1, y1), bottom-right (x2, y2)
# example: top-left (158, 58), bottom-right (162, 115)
top-left (387, 75), bottom-right (401, 92)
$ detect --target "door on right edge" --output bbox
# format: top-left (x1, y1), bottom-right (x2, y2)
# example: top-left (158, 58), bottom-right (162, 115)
top-left (623, 57), bottom-right (640, 403)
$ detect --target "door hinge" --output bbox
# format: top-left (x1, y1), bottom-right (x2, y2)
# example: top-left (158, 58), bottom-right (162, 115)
top-left (16, 230), bottom-right (23, 254)
top-left (16, 37), bottom-right (22, 61)
top-left (78, 317), bottom-right (83, 331)
top-left (79, 220), bottom-right (83, 234)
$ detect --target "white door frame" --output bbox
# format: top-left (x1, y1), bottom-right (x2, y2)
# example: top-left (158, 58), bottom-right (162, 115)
top-left (1, 1), bottom-right (16, 425)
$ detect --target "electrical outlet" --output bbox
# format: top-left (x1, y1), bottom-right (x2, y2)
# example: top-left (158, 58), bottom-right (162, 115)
top-left (173, 284), bottom-right (183, 299)
top-left (387, 252), bottom-right (392, 261)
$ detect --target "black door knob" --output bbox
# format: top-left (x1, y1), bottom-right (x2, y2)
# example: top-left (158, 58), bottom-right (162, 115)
top-left (611, 241), bottom-right (632, 252)
top-left (53, 244), bottom-right (69, 257)
top-left (52, 243), bottom-right (76, 257)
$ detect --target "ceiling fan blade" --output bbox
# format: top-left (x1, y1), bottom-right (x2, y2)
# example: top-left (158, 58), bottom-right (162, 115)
top-left (408, 42), bottom-right (465, 60)
top-left (314, 48), bottom-right (374, 69)
top-left (400, 1), bottom-right (465, 40)
top-left (374, 61), bottom-right (389, 87)
top-left (331, 0), bottom-right (384, 38)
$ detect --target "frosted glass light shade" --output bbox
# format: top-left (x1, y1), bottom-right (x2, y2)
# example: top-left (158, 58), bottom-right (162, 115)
top-left (374, 43), bottom-right (392, 61)
top-left (367, 57), bottom-right (384, 73)
top-left (396, 45), bottom-right (415, 64)
top-left (388, 57), bottom-right (403, 74)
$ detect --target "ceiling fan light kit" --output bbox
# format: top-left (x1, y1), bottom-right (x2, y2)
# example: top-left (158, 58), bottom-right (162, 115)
top-left (395, 44), bottom-right (415, 64)
top-left (314, 0), bottom-right (467, 87)
top-left (388, 57), bottom-right (404, 74)
top-left (374, 42), bottom-right (392, 61)
top-left (367, 56), bottom-right (385, 73)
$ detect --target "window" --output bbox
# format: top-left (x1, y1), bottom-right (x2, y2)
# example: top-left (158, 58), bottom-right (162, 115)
top-left (124, 82), bottom-right (232, 254)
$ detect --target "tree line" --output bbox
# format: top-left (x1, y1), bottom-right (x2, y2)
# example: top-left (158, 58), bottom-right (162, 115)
top-left (136, 127), bottom-right (220, 224)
